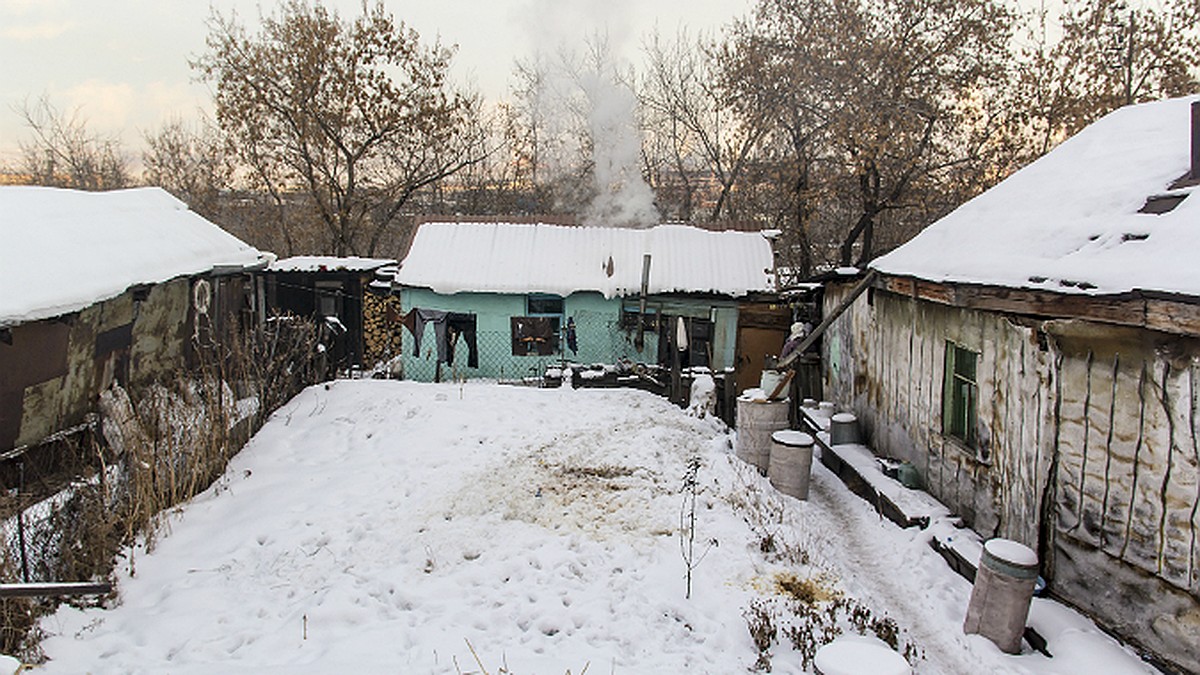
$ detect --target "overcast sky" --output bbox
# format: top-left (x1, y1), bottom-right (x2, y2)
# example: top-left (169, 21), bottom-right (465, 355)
top-left (0, 0), bottom-right (752, 165)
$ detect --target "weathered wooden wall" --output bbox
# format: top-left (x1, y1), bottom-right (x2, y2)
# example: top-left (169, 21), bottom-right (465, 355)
top-left (1047, 320), bottom-right (1200, 671)
top-left (2, 274), bottom-right (257, 455)
top-left (824, 281), bottom-right (1200, 673)
top-left (824, 284), bottom-right (1055, 544)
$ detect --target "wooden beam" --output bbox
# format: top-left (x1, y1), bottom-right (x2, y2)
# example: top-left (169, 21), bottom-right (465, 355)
top-left (876, 273), bottom-right (1200, 338)
top-left (776, 269), bottom-right (879, 371)
top-left (0, 582), bottom-right (112, 598)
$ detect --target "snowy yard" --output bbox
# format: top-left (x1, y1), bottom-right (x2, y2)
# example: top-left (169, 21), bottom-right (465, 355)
top-left (35, 381), bottom-right (1156, 674)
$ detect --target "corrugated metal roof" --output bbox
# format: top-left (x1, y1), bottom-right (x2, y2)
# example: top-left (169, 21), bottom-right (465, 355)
top-left (0, 186), bottom-right (267, 327)
top-left (395, 221), bottom-right (775, 298)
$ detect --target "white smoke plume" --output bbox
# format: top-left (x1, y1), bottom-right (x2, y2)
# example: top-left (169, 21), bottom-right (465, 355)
top-left (518, 0), bottom-right (660, 228)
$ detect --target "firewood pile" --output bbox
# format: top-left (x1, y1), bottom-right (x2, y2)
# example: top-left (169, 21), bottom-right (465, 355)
top-left (362, 291), bottom-right (404, 367)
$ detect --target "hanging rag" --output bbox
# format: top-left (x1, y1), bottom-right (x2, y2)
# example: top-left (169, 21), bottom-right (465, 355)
top-left (566, 316), bottom-right (578, 355)
top-left (676, 316), bottom-right (689, 352)
top-left (445, 313), bottom-right (479, 368)
top-left (408, 308), bottom-right (450, 361)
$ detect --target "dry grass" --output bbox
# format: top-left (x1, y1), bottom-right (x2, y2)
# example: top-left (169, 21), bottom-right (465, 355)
top-left (723, 457), bottom-right (923, 671)
top-left (3, 315), bottom-right (326, 658)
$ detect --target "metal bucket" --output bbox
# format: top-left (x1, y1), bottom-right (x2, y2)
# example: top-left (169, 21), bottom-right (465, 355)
top-left (769, 430), bottom-right (815, 500)
top-left (829, 412), bottom-right (860, 445)
top-left (963, 538), bottom-right (1039, 654)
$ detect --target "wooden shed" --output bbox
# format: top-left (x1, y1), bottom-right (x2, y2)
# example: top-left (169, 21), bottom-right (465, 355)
top-left (265, 256), bottom-right (400, 372)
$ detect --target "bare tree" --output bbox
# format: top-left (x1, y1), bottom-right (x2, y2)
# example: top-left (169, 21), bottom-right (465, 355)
top-left (14, 96), bottom-right (131, 191)
top-left (641, 30), bottom-right (768, 224)
top-left (726, 0), bottom-right (1015, 270)
top-left (142, 119), bottom-right (232, 219)
top-left (193, 0), bottom-right (483, 257)
top-left (1016, 0), bottom-right (1199, 155)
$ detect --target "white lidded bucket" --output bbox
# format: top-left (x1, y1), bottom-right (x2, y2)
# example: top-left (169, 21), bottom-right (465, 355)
top-left (769, 430), bottom-right (815, 500)
top-left (759, 370), bottom-right (786, 398)
top-left (735, 396), bottom-right (789, 475)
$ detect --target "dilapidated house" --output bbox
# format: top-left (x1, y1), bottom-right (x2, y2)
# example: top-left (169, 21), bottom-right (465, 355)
top-left (0, 186), bottom-right (270, 476)
top-left (823, 95), bottom-right (1200, 671)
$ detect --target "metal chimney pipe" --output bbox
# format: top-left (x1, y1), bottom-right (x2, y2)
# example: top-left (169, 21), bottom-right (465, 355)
top-left (1192, 100), bottom-right (1200, 180)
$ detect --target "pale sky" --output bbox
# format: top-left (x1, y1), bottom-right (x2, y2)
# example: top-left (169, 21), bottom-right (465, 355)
top-left (0, 0), bottom-right (752, 166)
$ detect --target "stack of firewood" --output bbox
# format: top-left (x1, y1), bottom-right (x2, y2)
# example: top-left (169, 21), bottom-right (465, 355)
top-left (362, 292), bottom-right (404, 367)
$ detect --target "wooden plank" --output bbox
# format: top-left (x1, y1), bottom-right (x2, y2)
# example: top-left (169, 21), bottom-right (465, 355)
top-left (776, 269), bottom-right (878, 371)
top-left (0, 582), bottom-right (111, 598)
top-left (1144, 299), bottom-right (1200, 336)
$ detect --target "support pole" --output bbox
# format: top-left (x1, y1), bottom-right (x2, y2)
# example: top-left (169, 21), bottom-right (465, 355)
top-left (635, 254), bottom-right (651, 352)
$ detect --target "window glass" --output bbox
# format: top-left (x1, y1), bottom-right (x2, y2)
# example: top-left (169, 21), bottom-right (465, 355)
top-left (527, 294), bottom-right (564, 316)
top-left (942, 342), bottom-right (979, 448)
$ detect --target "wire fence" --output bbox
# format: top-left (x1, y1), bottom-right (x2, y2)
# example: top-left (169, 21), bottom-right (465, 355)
top-left (400, 310), bottom-right (659, 383)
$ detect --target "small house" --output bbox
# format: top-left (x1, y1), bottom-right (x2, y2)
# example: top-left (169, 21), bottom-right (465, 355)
top-left (265, 256), bottom-right (401, 372)
top-left (392, 220), bottom-right (776, 384)
top-left (0, 186), bottom-right (269, 475)
top-left (822, 95), bottom-right (1200, 671)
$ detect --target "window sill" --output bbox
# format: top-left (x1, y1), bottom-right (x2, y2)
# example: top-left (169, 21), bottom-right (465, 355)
top-left (939, 432), bottom-right (991, 466)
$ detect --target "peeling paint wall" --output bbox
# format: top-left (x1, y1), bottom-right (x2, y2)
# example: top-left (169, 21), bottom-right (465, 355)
top-left (1048, 321), bottom-right (1200, 672)
top-left (825, 282), bottom-right (1200, 672)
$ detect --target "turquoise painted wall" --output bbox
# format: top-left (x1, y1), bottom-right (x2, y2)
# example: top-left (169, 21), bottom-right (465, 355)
top-left (398, 287), bottom-right (737, 382)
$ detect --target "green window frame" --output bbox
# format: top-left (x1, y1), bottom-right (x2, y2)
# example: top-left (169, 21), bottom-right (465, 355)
top-left (942, 341), bottom-right (978, 448)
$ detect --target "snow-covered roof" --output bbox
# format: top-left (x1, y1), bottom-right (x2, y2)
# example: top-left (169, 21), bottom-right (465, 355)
top-left (0, 186), bottom-right (269, 327)
top-left (395, 221), bottom-right (775, 298)
top-left (270, 256), bottom-right (397, 273)
top-left (872, 94), bottom-right (1200, 298)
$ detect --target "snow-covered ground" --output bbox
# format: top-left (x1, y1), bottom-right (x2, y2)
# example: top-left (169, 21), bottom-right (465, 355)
top-left (35, 381), bottom-right (1157, 674)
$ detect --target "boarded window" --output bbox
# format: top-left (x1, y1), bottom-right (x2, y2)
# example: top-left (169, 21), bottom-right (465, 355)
top-left (942, 342), bottom-right (978, 448)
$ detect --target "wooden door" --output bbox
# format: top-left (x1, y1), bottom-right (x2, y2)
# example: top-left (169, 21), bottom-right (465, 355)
top-left (735, 301), bottom-right (791, 393)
